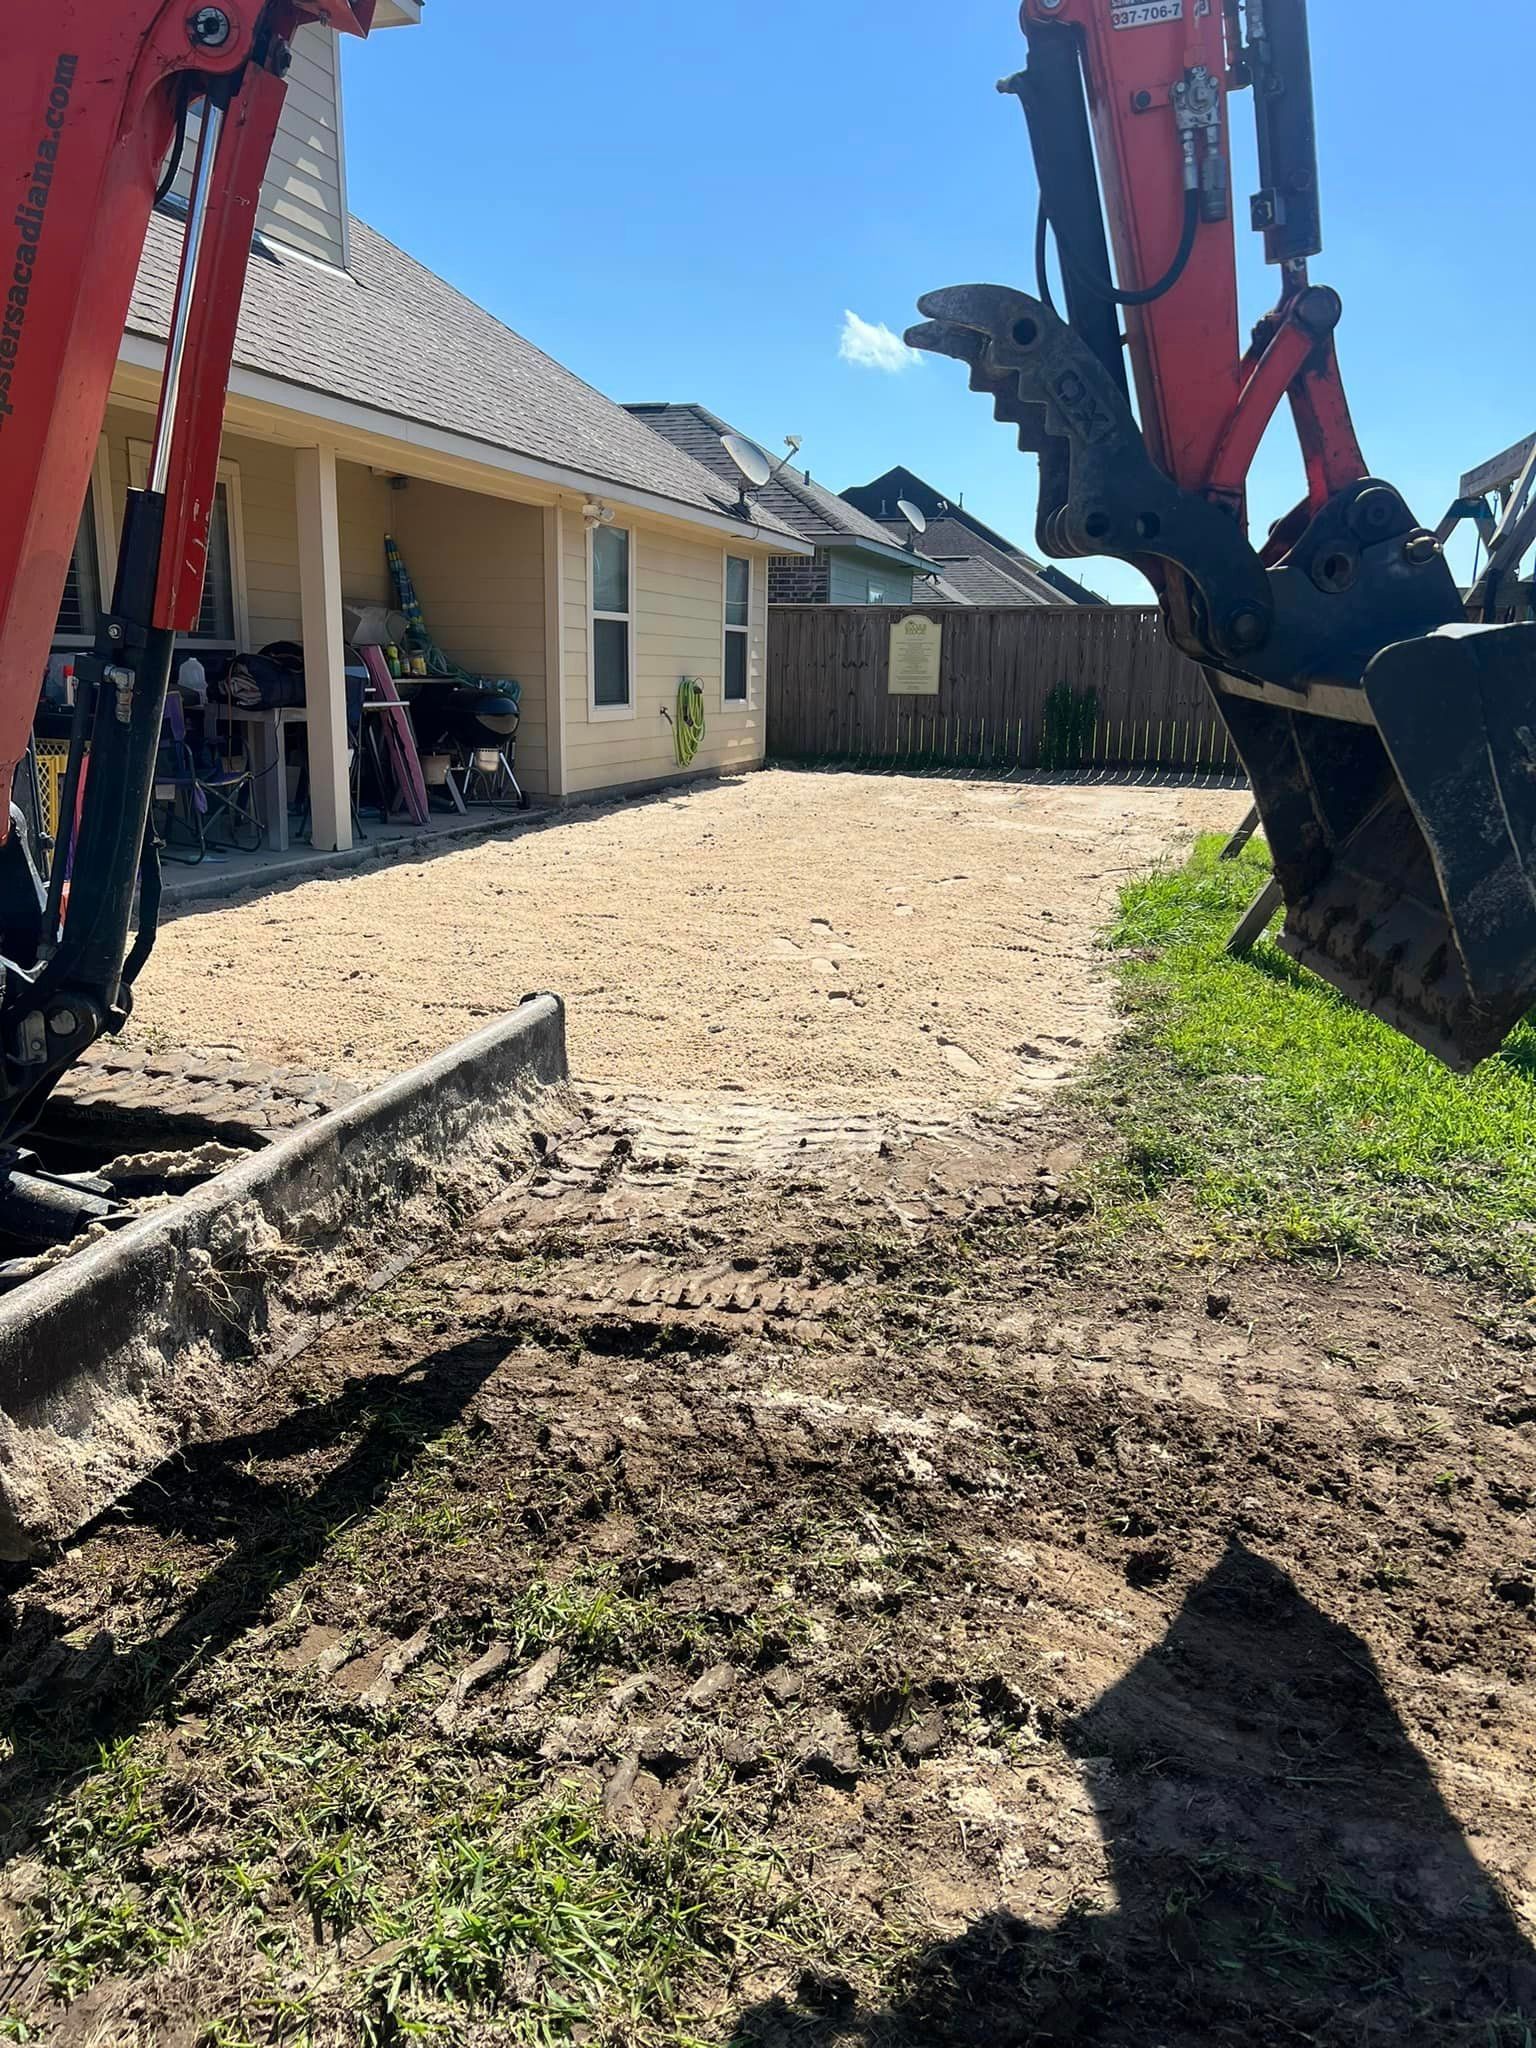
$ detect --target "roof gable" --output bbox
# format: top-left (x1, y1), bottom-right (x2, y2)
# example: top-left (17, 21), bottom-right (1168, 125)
top-left (847, 475), bottom-right (1104, 604)
top-left (843, 465), bottom-right (1033, 558)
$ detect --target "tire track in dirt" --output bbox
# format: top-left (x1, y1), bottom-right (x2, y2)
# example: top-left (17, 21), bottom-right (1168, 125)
top-left (5, 1070), bottom-right (1536, 2040)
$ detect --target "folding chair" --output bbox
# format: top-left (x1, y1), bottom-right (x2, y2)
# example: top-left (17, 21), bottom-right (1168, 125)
top-left (152, 694), bottom-right (208, 864)
top-left (153, 694), bottom-right (263, 862)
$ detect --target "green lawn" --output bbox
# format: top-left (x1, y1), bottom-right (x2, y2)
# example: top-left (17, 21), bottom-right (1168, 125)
top-left (1080, 834), bottom-right (1536, 1292)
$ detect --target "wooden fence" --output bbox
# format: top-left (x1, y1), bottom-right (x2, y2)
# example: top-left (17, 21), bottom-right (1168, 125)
top-left (766, 604), bottom-right (1238, 775)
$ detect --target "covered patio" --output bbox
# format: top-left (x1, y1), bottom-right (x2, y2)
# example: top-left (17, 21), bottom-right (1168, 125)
top-left (34, 202), bottom-right (800, 893)
top-left (154, 800), bottom-right (546, 909)
top-left (78, 388), bottom-right (558, 860)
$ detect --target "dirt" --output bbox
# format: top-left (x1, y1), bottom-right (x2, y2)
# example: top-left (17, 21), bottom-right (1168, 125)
top-left (125, 769), bottom-right (1247, 1107)
top-left (4, 771), bottom-right (1532, 2042)
top-left (3, 1088), bottom-right (1535, 2043)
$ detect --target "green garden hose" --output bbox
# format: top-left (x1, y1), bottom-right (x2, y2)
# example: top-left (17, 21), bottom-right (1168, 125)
top-left (674, 676), bottom-right (706, 767)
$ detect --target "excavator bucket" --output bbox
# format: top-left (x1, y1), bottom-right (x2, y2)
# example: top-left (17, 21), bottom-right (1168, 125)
top-left (1216, 622), bottom-right (1536, 1068)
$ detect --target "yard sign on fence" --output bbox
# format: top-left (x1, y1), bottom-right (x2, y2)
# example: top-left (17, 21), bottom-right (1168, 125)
top-left (888, 614), bottom-right (942, 695)
top-left (767, 604), bottom-right (1239, 775)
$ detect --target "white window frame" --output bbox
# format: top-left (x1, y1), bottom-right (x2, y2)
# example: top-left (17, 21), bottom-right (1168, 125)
top-left (128, 439), bottom-right (249, 650)
top-left (722, 552), bottom-right (752, 710)
top-left (52, 439), bottom-right (118, 651)
top-left (588, 520), bottom-right (636, 721)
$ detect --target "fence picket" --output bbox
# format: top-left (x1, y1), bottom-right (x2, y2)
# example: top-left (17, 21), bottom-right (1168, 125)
top-left (764, 605), bottom-right (1238, 776)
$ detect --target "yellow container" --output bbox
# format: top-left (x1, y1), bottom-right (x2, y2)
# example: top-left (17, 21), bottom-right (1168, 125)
top-left (34, 739), bottom-right (71, 845)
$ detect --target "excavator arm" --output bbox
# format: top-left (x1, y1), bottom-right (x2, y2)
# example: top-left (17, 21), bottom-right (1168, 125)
top-left (0, 1), bottom-right (371, 1240)
top-left (910, 0), bottom-right (1536, 1069)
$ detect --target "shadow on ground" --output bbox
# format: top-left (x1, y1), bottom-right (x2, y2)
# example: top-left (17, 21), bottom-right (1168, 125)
top-left (0, 1333), bottom-right (508, 1870)
top-left (733, 1541), bottom-right (1536, 2047)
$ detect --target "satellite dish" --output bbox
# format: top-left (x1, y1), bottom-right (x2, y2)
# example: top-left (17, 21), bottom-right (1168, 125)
top-left (721, 432), bottom-right (773, 491)
top-left (897, 498), bottom-right (928, 535)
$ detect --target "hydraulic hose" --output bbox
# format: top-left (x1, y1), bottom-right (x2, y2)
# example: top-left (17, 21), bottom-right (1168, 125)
top-left (1035, 197), bottom-right (1058, 317)
top-left (154, 79), bottom-right (193, 205)
top-left (1036, 186), bottom-right (1199, 310)
top-left (674, 677), bottom-right (706, 767)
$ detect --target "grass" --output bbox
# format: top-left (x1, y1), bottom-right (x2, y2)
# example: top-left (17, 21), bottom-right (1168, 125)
top-left (0, 1367), bottom-right (839, 2043)
top-left (1080, 834), bottom-right (1536, 1289)
top-left (2, 1564), bottom-right (825, 2045)
top-left (20, 1774), bottom-right (805, 2043)
top-left (353, 1796), bottom-right (798, 2045)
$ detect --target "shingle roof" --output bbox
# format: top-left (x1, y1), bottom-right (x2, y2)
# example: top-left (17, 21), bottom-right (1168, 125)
top-left (919, 553), bottom-right (1058, 607)
top-left (1037, 562), bottom-right (1108, 606)
top-left (125, 211), bottom-right (801, 541)
top-left (917, 572), bottom-right (971, 605)
top-left (877, 515), bottom-right (1063, 606)
top-left (847, 466), bottom-right (1105, 601)
top-left (624, 404), bottom-right (935, 567)
top-left (844, 466), bottom-right (1029, 558)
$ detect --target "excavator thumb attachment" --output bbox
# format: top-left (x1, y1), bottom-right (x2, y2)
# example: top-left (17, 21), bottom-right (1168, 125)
top-left (905, 279), bottom-right (1536, 1070)
top-left (1217, 623), bottom-right (1536, 1068)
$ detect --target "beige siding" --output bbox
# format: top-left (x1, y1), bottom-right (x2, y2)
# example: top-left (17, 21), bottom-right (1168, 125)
top-left (98, 405), bottom-right (300, 647)
top-left (562, 515), bottom-right (769, 798)
top-left (389, 486), bottom-right (550, 794)
top-left (335, 460), bottom-right (394, 613)
top-left (103, 405), bottom-right (134, 537)
top-left (236, 436), bottom-right (304, 646)
top-left (171, 24), bottom-right (347, 268)
top-left (562, 507), bottom-right (589, 737)
top-left (96, 418), bottom-right (471, 653)
top-left (93, 396), bottom-right (772, 807)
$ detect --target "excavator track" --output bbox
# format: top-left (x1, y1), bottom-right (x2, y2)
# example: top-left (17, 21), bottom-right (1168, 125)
top-left (44, 1041), bottom-right (368, 1151)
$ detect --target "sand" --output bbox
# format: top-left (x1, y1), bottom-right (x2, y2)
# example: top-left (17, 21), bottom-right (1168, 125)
top-left (127, 769), bottom-right (1249, 1110)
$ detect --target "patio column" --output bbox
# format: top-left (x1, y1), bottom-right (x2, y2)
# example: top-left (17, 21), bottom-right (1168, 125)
top-left (294, 444), bottom-right (352, 852)
top-left (542, 503), bottom-right (568, 797)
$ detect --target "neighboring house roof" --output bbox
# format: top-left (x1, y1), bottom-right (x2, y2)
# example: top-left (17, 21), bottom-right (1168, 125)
top-left (844, 464), bottom-right (1106, 603)
top-left (844, 465), bottom-right (1023, 552)
top-left (1037, 563), bottom-right (1108, 606)
top-left (879, 515), bottom-right (1063, 607)
top-left (919, 552), bottom-right (1060, 607)
top-left (125, 209), bottom-right (806, 547)
top-left (623, 404), bottom-right (938, 574)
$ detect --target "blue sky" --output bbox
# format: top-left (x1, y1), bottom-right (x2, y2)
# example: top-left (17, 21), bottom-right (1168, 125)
top-left (343, 2), bottom-right (1531, 601)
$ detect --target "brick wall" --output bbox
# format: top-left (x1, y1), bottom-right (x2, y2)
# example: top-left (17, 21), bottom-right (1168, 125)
top-left (769, 549), bottom-right (831, 604)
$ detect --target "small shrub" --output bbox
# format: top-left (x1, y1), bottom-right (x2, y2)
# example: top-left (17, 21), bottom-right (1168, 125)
top-left (1039, 681), bottom-right (1098, 771)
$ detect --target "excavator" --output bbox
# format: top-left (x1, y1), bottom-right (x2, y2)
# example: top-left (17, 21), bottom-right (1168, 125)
top-left (0, 0), bottom-right (1527, 1226)
top-left (0, 1), bottom-right (376, 1254)
top-left (910, 0), bottom-right (1536, 1070)
top-left (0, 0), bottom-right (1528, 1553)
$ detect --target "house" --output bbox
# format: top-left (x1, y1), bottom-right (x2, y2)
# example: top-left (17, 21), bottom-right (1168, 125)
top-left (623, 405), bottom-right (941, 607)
top-left (841, 464), bottom-right (1104, 606)
top-left (51, 8), bottom-right (810, 855)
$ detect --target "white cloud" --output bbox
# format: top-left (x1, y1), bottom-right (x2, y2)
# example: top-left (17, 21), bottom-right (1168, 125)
top-left (839, 309), bottom-right (920, 374)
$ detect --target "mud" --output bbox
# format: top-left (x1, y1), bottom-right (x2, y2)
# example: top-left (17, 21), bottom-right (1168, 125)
top-left (3, 1091), bottom-right (1534, 2042)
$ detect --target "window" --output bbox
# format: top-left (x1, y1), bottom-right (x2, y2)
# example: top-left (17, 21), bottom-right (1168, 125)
top-left (867, 576), bottom-right (891, 604)
top-left (128, 441), bottom-right (245, 648)
top-left (195, 481), bottom-right (237, 642)
top-left (723, 554), bottom-right (750, 706)
top-left (590, 522), bottom-right (633, 715)
top-left (53, 443), bottom-right (116, 647)
top-left (56, 500), bottom-right (102, 640)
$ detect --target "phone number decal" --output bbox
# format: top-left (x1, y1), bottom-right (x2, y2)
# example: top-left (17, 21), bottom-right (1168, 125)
top-left (1112, 0), bottom-right (1184, 26)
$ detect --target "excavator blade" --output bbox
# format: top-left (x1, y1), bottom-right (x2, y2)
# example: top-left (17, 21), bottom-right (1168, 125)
top-left (0, 998), bottom-right (568, 1561)
top-left (1218, 622), bottom-right (1536, 1068)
